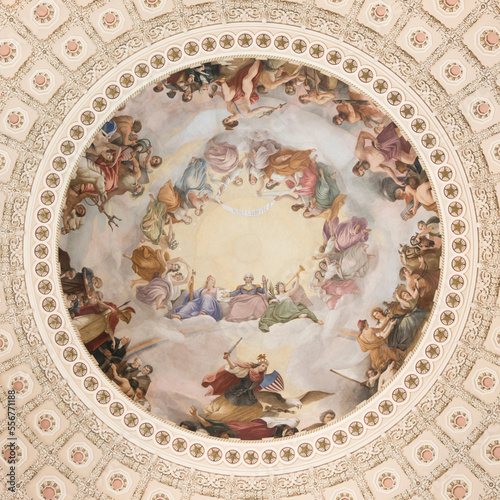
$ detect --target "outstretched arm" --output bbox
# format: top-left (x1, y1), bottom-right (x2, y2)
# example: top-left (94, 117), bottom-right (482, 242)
top-left (247, 104), bottom-right (286, 118)
top-left (222, 352), bottom-right (236, 370)
top-left (110, 364), bottom-right (129, 385)
top-left (189, 406), bottom-right (211, 428)
top-left (287, 276), bottom-right (301, 297)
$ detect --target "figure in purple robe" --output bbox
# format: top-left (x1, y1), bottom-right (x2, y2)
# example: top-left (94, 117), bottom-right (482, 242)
top-left (322, 216), bottom-right (370, 253)
top-left (204, 141), bottom-right (239, 173)
top-left (136, 277), bottom-right (172, 307)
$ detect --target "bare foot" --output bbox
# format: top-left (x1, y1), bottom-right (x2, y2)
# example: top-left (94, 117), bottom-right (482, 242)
top-left (171, 314), bottom-right (181, 320)
top-left (330, 172), bottom-right (336, 179)
top-left (368, 254), bottom-right (376, 258)
top-left (317, 320), bottom-right (324, 325)
top-left (363, 228), bottom-right (371, 233)
top-left (156, 305), bottom-right (166, 310)
top-left (354, 224), bottom-right (361, 233)
top-left (354, 289), bottom-right (361, 295)
top-left (200, 312), bottom-right (206, 315)
top-left (298, 314), bottom-right (307, 319)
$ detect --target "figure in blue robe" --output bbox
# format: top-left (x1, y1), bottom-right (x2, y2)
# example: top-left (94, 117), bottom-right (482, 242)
top-left (170, 287), bottom-right (222, 321)
top-left (174, 158), bottom-right (213, 209)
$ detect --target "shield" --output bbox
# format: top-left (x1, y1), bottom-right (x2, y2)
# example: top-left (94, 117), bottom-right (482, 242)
top-left (261, 370), bottom-right (284, 392)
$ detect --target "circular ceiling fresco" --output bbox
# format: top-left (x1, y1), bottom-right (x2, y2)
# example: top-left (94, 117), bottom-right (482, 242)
top-left (59, 56), bottom-right (441, 439)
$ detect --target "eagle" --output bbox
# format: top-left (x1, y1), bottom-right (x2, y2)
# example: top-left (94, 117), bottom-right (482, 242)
top-left (256, 390), bottom-right (334, 417)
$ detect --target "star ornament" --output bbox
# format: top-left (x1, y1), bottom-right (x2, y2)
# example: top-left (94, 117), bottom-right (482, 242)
top-left (245, 451), bottom-right (257, 463)
top-left (238, 34), bottom-right (252, 47)
top-left (226, 451), bottom-right (240, 463)
top-left (349, 422), bottom-right (363, 435)
top-left (256, 34), bottom-right (270, 47)
top-left (275, 36), bottom-right (288, 49)
top-left (388, 92), bottom-right (401, 105)
top-left (343, 59), bottom-right (357, 72)
top-left (422, 134), bottom-right (436, 147)
top-left (327, 51), bottom-right (341, 64)
top-left (120, 74), bottom-right (134, 87)
top-left (359, 69), bottom-right (372, 81)
top-left (106, 86), bottom-right (120, 98)
top-left (190, 444), bottom-right (203, 457)
top-left (151, 55), bottom-right (165, 68)
top-left (400, 105), bottom-right (414, 118)
top-left (55, 333), bottom-right (69, 347)
top-left (185, 42), bottom-right (198, 55)
top-left (379, 401), bottom-right (393, 414)
top-left (125, 414), bottom-right (138, 426)
top-left (445, 185), bottom-right (458, 198)
top-left (439, 167), bottom-right (452, 180)
top-left (173, 439), bottom-right (187, 451)
top-left (453, 239), bottom-right (466, 252)
top-left (451, 220), bottom-right (465, 234)
top-left (135, 65), bottom-right (149, 78)
top-left (426, 345), bottom-right (440, 358)
top-left (310, 44), bottom-right (324, 58)
top-left (202, 37), bottom-right (216, 51)
top-left (219, 35), bottom-right (234, 48)
top-left (392, 389), bottom-right (406, 402)
top-left (293, 40), bottom-right (306, 53)
top-left (168, 48), bottom-right (181, 61)
top-left (412, 119), bottom-right (426, 132)
top-left (208, 448), bottom-right (221, 461)
top-left (374, 80), bottom-right (388, 92)
top-left (299, 445), bottom-right (312, 456)
top-left (74, 364), bottom-right (86, 377)
top-left (316, 438), bottom-right (330, 451)
top-left (431, 150), bottom-right (445, 163)
top-left (156, 432), bottom-right (170, 445)
top-left (280, 448), bottom-right (294, 461)
top-left (84, 377), bottom-right (98, 390)
top-left (416, 360), bottom-right (430, 373)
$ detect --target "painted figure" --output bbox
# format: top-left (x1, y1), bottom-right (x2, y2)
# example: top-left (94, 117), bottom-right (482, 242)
top-left (170, 276), bottom-right (223, 321)
top-left (258, 275), bottom-right (323, 332)
top-left (225, 273), bottom-right (268, 323)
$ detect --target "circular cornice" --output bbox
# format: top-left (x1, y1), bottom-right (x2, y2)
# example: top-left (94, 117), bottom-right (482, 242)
top-left (24, 23), bottom-right (476, 474)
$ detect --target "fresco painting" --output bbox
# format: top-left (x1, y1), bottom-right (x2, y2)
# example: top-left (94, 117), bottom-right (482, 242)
top-left (59, 57), bottom-right (441, 440)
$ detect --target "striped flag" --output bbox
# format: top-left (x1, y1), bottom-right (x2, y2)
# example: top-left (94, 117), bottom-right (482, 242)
top-left (261, 370), bottom-right (284, 392)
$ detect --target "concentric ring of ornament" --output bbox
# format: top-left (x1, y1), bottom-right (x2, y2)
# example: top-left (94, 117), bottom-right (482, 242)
top-left (25, 25), bottom-right (474, 472)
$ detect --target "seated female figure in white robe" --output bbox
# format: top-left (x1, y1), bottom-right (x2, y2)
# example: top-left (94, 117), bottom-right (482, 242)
top-left (319, 242), bottom-right (375, 281)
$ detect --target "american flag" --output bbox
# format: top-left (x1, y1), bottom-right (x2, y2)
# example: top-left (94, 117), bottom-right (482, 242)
top-left (261, 370), bottom-right (284, 392)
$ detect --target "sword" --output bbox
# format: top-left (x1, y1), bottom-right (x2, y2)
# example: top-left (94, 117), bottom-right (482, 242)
top-left (224, 337), bottom-right (243, 358)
